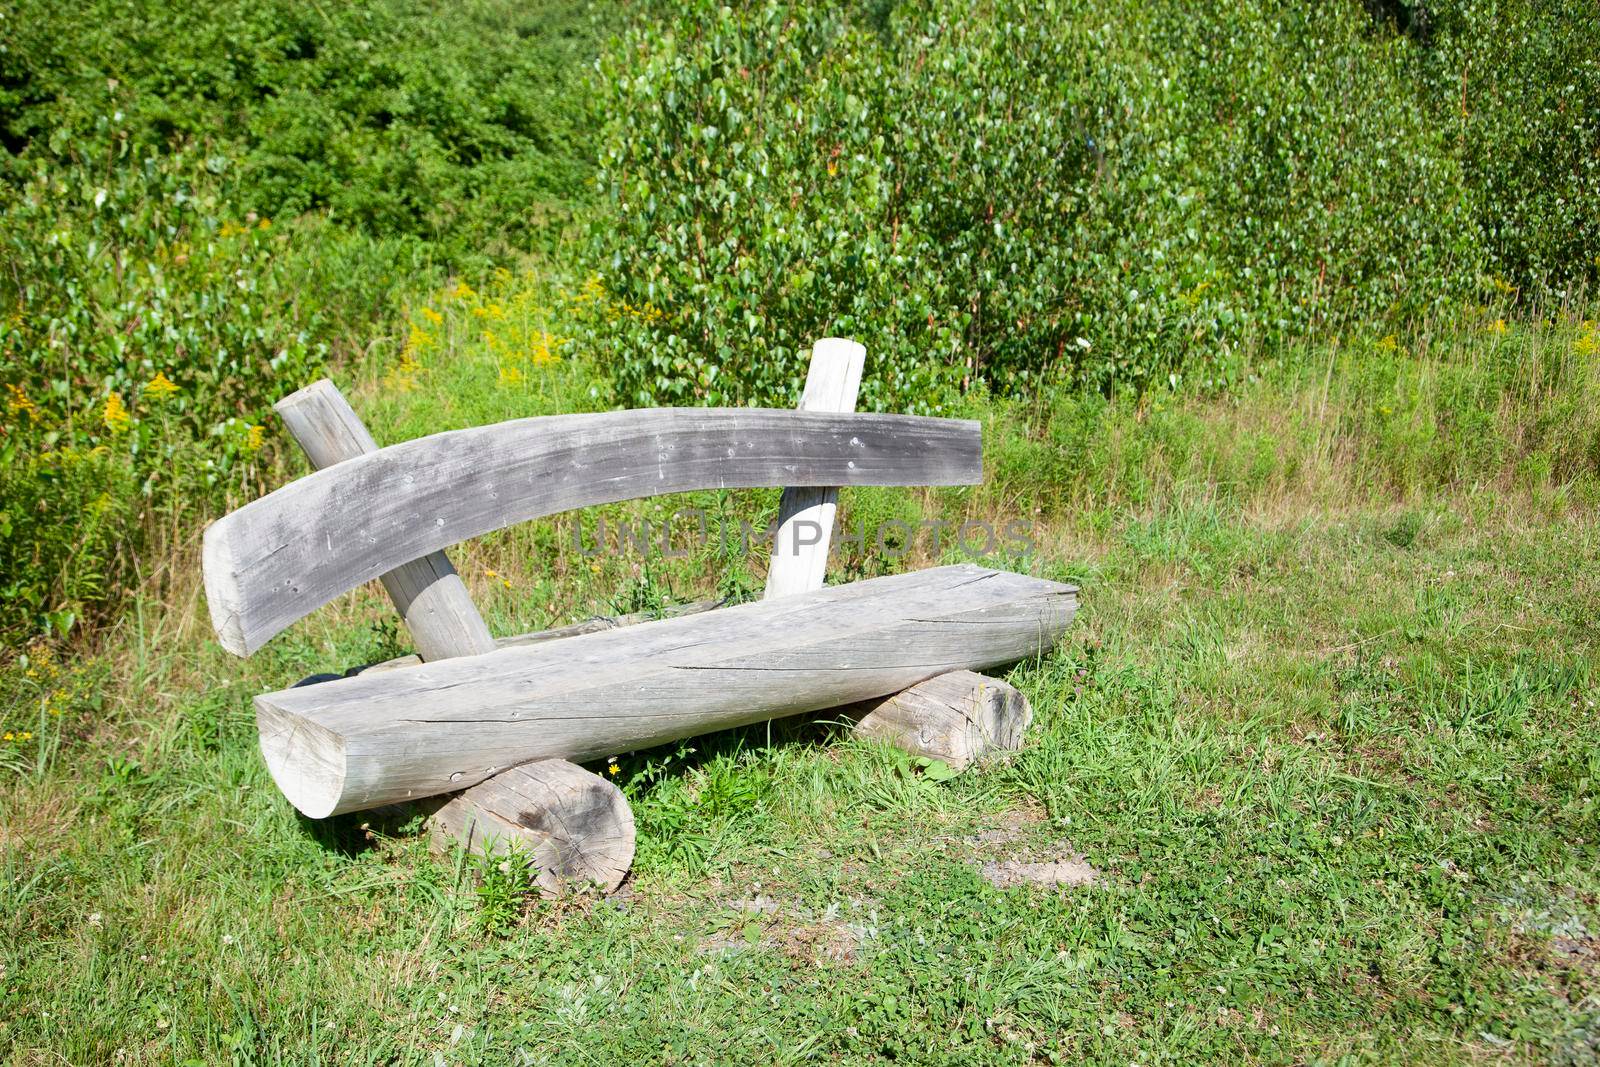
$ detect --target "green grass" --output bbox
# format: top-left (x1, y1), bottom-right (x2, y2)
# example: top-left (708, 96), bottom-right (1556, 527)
top-left (3, 311), bottom-right (1598, 1063)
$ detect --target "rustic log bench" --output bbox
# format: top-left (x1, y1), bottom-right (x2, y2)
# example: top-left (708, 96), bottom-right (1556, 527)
top-left (203, 339), bottom-right (1078, 893)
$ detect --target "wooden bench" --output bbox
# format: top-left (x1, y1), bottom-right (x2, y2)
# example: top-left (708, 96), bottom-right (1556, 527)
top-left (203, 339), bottom-right (1078, 893)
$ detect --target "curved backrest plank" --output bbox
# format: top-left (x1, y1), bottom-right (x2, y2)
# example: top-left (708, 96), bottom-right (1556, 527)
top-left (204, 407), bottom-right (981, 656)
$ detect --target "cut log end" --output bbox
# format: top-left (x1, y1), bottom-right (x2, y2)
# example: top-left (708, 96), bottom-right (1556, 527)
top-left (202, 522), bottom-right (250, 657)
top-left (853, 670), bottom-right (1032, 772)
top-left (257, 702), bottom-right (346, 819)
top-left (425, 760), bottom-right (636, 897)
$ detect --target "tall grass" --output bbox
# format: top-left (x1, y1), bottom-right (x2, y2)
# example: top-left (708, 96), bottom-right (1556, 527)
top-left (980, 308), bottom-right (1600, 526)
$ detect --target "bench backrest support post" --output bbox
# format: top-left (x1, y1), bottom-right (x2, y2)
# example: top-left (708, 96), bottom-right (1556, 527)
top-left (764, 338), bottom-right (866, 599)
top-left (275, 380), bottom-right (495, 661)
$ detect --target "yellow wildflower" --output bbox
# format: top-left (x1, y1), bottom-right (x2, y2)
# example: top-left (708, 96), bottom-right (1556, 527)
top-left (258, 218), bottom-right (271, 230)
top-left (421, 307), bottom-right (444, 327)
top-left (6, 383), bottom-right (40, 423)
top-left (621, 300), bottom-right (666, 325)
top-left (530, 331), bottom-right (556, 365)
top-left (451, 281), bottom-right (476, 301)
top-left (26, 643), bottom-right (58, 677)
top-left (244, 424), bottom-right (265, 453)
top-left (572, 275), bottom-right (606, 308)
top-left (1487, 318), bottom-right (1508, 335)
top-left (103, 392), bottom-right (131, 433)
top-left (143, 372), bottom-right (180, 400)
top-left (608, 762), bottom-right (621, 776)
top-left (1574, 320), bottom-right (1598, 357)
top-left (498, 364), bottom-right (525, 386)
top-left (386, 354), bottom-right (422, 393)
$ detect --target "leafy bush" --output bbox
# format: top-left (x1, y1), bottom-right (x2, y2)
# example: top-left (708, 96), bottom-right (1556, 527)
top-left (0, 141), bottom-right (413, 638)
top-left (1, 0), bottom-right (603, 262)
top-left (0, 0), bottom-right (609, 643)
top-left (587, 0), bottom-right (1596, 411)
top-left (1409, 0), bottom-right (1600, 290)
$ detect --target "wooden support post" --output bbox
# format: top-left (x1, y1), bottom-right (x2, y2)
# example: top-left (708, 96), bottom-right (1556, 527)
top-left (853, 670), bottom-right (1032, 772)
top-left (273, 379), bottom-right (634, 893)
top-left (764, 338), bottom-right (866, 599)
top-left (274, 381), bottom-right (495, 662)
top-left (756, 342), bottom-right (1034, 771)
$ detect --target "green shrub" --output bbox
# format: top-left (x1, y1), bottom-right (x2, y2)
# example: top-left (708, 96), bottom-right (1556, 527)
top-left (1408, 0), bottom-right (1600, 291)
top-left (1, 0), bottom-right (604, 263)
top-left (0, 443), bottom-right (138, 640)
top-left (587, 0), bottom-right (1595, 411)
top-left (0, 0), bottom-right (610, 643)
top-left (0, 142), bottom-right (408, 639)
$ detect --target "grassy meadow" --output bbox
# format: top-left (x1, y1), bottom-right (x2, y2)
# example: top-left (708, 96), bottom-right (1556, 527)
top-left (3, 0), bottom-right (1600, 1062)
top-left (4, 296), bottom-right (1598, 1062)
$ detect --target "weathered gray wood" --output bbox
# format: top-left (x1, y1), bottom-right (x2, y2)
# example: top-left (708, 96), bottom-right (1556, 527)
top-left (354, 598), bottom-right (725, 676)
top-left (274, 379), bottom-right (632, 895)
top-left (853, 670), bottom-right (1032, 771)
top-left (205, 407), bottom-right (982, 656)
top-left (765, 338), bottom-right (866, 600)
top-left (274, 380), bottom-right (495, 661)
top-left (420, 760), bottom-right (635, 896)
top-left (256, 564), bottom-right (1077, 817)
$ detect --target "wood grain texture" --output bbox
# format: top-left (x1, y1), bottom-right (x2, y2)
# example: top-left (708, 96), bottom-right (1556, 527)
top-left (205, 407), bottom-right (982, 656)
top-left (273, 379), bottom-right (629, 894)
top-left (274, 380), bottom-right (495, 661)
top-left (256, 563), bottom-right (1076, 817)
top-left (764, 338), bottom-right (866, 600)
top-left (354, 599), bottom-right (725, 676)
top-left (853, 670), bottom-right (1032, 771)
top-left (419, 760), bottom-right (635, 896)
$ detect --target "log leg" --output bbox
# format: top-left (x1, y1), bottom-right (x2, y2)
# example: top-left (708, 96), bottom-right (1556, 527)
top-left (422, 761), bottom-right (635, 897)
top-left (853, 670), bottom-right (1032, 772)
top-left (275, 379), bottom-right (635, 892)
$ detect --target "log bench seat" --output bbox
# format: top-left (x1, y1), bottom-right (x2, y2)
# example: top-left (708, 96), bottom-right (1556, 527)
top-left (203, 338), bottom-right (1078, 892)
top-left (258, 563), bottom-right (1075, 818)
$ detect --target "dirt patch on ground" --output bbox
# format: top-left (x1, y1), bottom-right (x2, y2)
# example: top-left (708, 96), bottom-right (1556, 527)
top-left (979, 851), bottom-right (1099, 890)
top-left (1548, 935), bottom-right (1600, 978)
top-left (964, 803), bottom-right (1049, 847)
top-left (959, 806), bottom-right (1099, 890)
top-left (778, 919), bottom-right (863, 963)
top-left (698, 895), bottom-right (875, 963)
